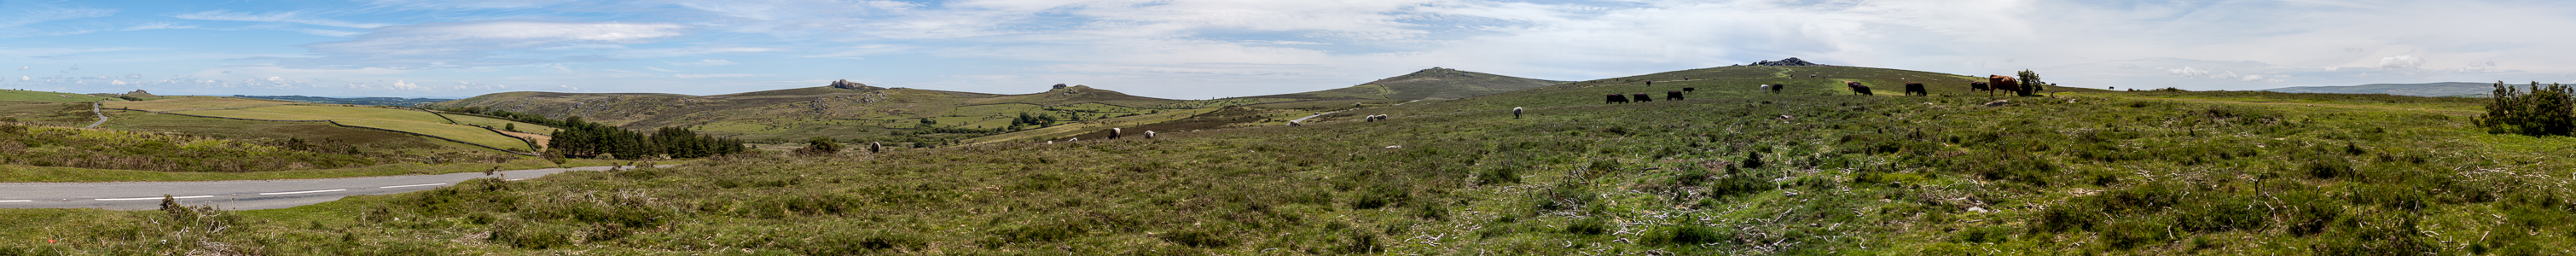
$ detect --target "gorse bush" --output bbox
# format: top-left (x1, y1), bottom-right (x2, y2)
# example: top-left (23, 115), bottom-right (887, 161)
top-left (2478, 81), bottom-right (2576, 136)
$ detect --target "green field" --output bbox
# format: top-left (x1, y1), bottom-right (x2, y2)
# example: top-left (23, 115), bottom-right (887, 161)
top-left (442, 114), bottom-right (562, 136)
top-left (102, 96), bottom-right (294, 112)
top-left (174, 105), bottom-right (535, 152)
top-left (9, 66), bottom-right (2572, 254)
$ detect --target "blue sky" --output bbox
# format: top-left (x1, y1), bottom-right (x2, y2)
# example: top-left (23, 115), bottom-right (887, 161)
top-left (3, 0), bottom-right (2572, 98)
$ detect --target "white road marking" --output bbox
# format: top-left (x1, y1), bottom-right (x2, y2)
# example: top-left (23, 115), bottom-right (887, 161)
top-left (258, 189), bottom-right (346, 195)
top-left (379, 183), bottom-right (446, 189)
top-left (0, 200), bottom-right (30, 202)
top-left (98, 195), bottom-right (212, 201)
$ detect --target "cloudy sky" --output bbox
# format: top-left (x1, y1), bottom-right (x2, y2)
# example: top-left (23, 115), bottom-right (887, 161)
top-left (3, 0), bottom-right (2570, 98)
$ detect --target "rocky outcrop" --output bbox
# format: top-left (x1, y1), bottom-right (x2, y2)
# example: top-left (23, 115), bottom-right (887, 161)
top-left (1053, 84), bottom-right (1069, 90)
top-left (830, 79), bottom-right (876, 90)
top-left (124, 90), bottom-right (156, 97)
top-left (1749, 57), bottom-right (1826, 67)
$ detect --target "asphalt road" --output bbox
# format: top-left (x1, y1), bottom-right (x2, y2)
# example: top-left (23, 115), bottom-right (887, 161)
top-left (0, 165), bottom-right (670, 211)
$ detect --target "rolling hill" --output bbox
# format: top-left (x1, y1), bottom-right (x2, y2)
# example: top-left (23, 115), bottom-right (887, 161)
top-left (1249, 67), bottom-right (1565, 101)
top-left (422, 82), bottom-right (1202, 144)
top-left (0, 89), bottom-right (120, 102)
top-left (425, 68), bottom-right (1566, 145)
top-left (2260, 82), bottom-right (2496, 97)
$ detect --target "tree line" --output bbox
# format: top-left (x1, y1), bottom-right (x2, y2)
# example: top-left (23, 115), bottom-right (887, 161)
top-left (549, 116), bottom-right (751, 160)
top-left (438, 106), bottom-right (749, 160)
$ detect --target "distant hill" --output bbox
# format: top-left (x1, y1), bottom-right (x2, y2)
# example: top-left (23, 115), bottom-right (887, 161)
top-left (1250, 67), bottom-right (1565, 101)
top-left (0, 89), bottom-right (119, 102)
top-left (231, 95), bottom-right (455, 106)
top-left (2261, 82), bottom-right (2495, 97)
top-left (422, 82), bottom-right (1200, 144)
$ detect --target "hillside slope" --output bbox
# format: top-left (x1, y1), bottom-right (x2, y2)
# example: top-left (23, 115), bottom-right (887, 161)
top-left (1253, 67), bottom-right (1564, 101)
top-left (422, 83), bottom-right (1189, 143)
top-left (2260, 82), bottom-right (2495, 97)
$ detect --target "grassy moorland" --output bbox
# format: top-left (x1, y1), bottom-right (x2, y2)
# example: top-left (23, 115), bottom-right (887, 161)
top-left (0, 99), bottom-right (645, 183)
top-left (0, 90), bottom-right (119, 102)
top-left (7, 66), bottom-right (2574, 254)
top-left (158, 103), bottom-right (542, 152)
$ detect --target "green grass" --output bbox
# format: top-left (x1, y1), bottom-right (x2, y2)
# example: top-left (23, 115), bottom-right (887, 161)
top-left (175, 106), bottom-right (534, 152)
top-left (6, 66), bottom-right (2570, 254)
top-left (101, 96), bottom-right (294, 112)
top-left (0, 158), bottom-right (646, 183)
top-left (444, 114), bottom-right (562, 136)
top-left (0, 90), bottom-right (118, 102)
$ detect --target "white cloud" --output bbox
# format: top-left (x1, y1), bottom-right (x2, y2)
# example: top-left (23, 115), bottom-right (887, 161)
top-left (298, 29), bottom-right (364, 38)
top-left (0, 6), bottom-right (115, 29)
top-left (281, 20), bottom-right (689, 69)
top-left (121, 22), bottom-right (197, 31)
top-left (2378, 55), bottom-right (2423, 70)
top-left (664, 59), bottom-right (735, 66)
top-left (173, 10), bottom-right (392, 28)
top-left (674, 73), bottom-right (768, 79)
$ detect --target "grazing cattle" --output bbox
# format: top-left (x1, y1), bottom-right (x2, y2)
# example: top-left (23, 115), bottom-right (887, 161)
top-left (1630, 94), bottom-right (1652, 102)
top-left (1845, 81), bottom-right (1873, 96)
top-left (1645, 81), bottom-right (1653, 85)
top-left (1770, 84), bottom-right (1784, 93)
top-left (1903, 83), bottom-right (1928, 96)
top-left (1682, 87), bottom-right (1696, 92)
top-left (1109, 128), bottom-right (1123, 139)
top-left (1606, 94), bottom-right (1630, 103)
top-left (1145, 131), bottom-right (1157, 139)
top-left (868, 142), bottom-right (883, 154)
top-left (1289, 120), bottom-right (1302, 126)
top-left (1970, 81), bottom-right (1990, 91)
top-left (1512, 107), bottom-right (1524, 119)
top-left (1988, 75), bottom-right (2023, 96)
top-left (1759, 84), bottom-right (1771, 91)
top-left (1666, 90), bottom-right (1685, 101)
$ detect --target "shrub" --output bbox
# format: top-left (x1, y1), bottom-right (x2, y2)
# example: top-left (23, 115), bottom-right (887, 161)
top-left (800, 229), bottom-right (926, 254)
top-left (1566, 217), bottom-right (1609, 235)
top-left (1350, 185), bottom-right (1409, 210)
top-left (2098, 217), bottom-right (2173, 249)
top-left (2478, 81), bottom-right (2576, 136)
top-left (798, 137), bottom-right (842, 155)
top-left (488, 221), bottom-right (575, 249)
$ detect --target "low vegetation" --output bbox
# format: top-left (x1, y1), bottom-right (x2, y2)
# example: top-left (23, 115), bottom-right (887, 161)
top-left (3, 66), bottom-right (2569, 254)
top-left (0, 122), bottom-right (374, 172)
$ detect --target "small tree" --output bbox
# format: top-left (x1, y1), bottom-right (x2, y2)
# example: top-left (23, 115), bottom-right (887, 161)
top-left (2016, 69), bottom-right (2046, 96)
top-left (504, 123), bottom-right (519, 132)
top-left (798, 137), bottom-right (843, 155)
top-left (2479, 81), bottom-right (2576, 136)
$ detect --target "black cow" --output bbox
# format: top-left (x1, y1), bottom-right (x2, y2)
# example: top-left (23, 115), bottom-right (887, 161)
top-left (1846, 81), bottom-right (1873, 96)
top-left (1631, 94), bottom-right (1652, 102)
top-left (1606, 94), bottom-right (1629, 103)
top-left (1903, 83), bottom-right (1928, 96)
top-left (1666, 90), bottom-right (1685, 101)
top-left (1771, 84), bottom-right (1785, 93)
top-left (1645, 81), bottom-right (1653, 85)
top-left (1971, 82), bottom-right (1990, 91)
top-left (1682, 87), bottom-right (1696, 92)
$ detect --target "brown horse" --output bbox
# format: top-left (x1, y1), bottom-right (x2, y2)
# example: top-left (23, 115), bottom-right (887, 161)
top-left (1987, 75), bottom-right (2022, 96)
